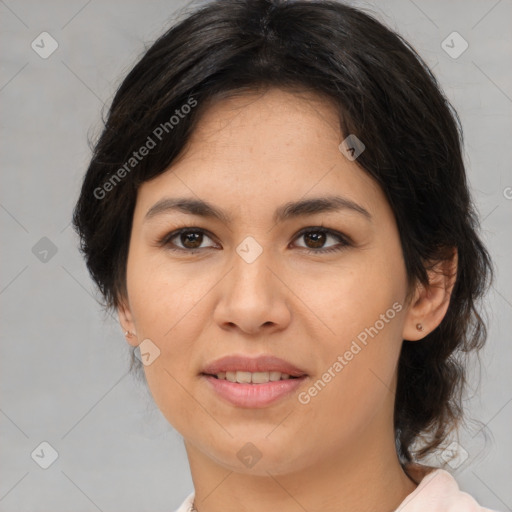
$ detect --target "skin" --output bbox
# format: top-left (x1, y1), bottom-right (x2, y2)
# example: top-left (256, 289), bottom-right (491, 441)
top-left (119, 88), bottom-right (457, 512)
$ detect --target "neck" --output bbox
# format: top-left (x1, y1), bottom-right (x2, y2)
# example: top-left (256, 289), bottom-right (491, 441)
top-left (184, 424), bottom-right (417, 512)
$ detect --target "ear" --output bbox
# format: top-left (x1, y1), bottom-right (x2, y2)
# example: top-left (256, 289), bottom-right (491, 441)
top-left (402, 248), bottom-right (458, 341)
top-left (117, 298), bottom-right (139, 347)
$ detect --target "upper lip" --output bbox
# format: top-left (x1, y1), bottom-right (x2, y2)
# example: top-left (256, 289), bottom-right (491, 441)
top-left (201, 355), bottom-right (308, 377)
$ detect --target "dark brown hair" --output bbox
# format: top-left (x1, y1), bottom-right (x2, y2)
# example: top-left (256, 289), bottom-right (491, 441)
top-left (72, 0), bottom-right (493, 464)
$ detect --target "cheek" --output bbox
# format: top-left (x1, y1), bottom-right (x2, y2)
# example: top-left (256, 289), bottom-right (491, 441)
top-left (300, 245), bottom-right (406, 411)
top-left (296, 301), bottom-right (404, 454)
top-left (126, 246), bottom-right (212, 337)
top-left (125, 251), bottom-right (205, 404)
top-left (305, 253), bottom-right (406, 348)
top-left (128, 265), bottom-right (206, 430)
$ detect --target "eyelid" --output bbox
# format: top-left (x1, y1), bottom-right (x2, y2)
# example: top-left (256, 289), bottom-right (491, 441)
top-left (159, 227), bottom-right (219, 250)
top-left (292, 226), bottom-right (353, 248)
top-left (159, 225), bottom-right (352, 253)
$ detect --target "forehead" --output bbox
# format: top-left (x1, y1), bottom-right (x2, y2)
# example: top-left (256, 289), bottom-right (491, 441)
top-left (184, 88), bottom-right (341, 159)
top-left (134, 88), bottom-right (386, 222)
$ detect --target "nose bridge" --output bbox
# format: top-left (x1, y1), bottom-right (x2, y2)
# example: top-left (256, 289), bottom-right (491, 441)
top-left (231, 233), bottom-right (273, 293)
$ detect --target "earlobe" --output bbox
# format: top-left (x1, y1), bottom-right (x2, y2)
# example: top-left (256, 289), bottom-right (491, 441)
top-left (117, 299), bottom-right (139, 347)
top-left (402, 249), bottom-right (458, 341)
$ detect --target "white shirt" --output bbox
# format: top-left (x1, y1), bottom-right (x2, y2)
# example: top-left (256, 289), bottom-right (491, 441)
top-left (173, 469), bottom-right (499, 511)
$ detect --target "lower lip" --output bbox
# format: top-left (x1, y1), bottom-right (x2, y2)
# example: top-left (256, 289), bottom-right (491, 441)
top-left (202, 374), bottom-right (307, 408)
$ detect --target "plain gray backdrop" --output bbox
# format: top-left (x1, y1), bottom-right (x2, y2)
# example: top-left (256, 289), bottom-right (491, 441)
top-left (1, 0), bottom-right (511, 511)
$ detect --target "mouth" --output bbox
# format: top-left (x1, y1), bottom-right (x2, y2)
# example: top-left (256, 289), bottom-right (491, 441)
top-left (201, 354), bottom-right (308, 378)
top-left (201, 370), bottom-right (302, 384)
top-left (199, 355), bottom-right (308, 408)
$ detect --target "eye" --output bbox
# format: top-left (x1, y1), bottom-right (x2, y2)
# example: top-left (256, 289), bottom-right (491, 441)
top-left (292, 227), bottom-right (351, 254)
top-left (159, 226), bottom-right (351, 254)
top-left (161, 228), bottom-right (218, 252)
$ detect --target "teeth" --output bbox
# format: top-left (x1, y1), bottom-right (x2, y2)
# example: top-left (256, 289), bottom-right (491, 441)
top-left (215, 371), bottom-right (296, 383)
top-left (252, 372), bottom-right (270, 384)
top-left (236, 371), bottom-right (252, 383)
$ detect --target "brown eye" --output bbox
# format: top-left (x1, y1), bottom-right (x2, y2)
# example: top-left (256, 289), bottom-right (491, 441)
top-left (293, 227), bottom-right (351, 254)
top-left (180, 231), bottom-right (203, 249)
top-left (303, 231), bottom-right (327, 249)
top-left (162, 228), bottom-right (217, 252)
top-left (160, 226), bottom-right (350, 255)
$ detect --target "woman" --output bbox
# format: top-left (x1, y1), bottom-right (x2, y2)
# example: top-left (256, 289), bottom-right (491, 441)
top-left (72, 0), bottom-right (497, 510)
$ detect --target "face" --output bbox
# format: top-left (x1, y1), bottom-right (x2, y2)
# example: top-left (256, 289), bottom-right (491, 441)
top-left (121, 88), bottom-right (413, 476)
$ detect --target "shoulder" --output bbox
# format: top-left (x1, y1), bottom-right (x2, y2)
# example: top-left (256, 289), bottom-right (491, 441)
top-left (173, 470), bottom-right (500, 512)
top-left (397, 465), bottom-right (499, 512)
top-left (173, 491), bottom-right (195, 512)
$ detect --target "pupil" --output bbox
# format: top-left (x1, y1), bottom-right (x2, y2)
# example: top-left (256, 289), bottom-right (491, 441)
top-left (182, 232), bottom-right (202, 248)
top-left (305, 231), bottom-right (325, 248)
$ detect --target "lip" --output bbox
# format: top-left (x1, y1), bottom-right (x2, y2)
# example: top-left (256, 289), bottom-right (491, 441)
top-left (201, 354), bottom-right (307, 377)
top-left (200, 354), bottom-right (308, 408)
top-left (202, 374), bottom-right (307, 408)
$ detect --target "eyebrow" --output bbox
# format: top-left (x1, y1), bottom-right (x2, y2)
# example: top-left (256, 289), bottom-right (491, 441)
top-left (144, 195), bottom-right (372, 224)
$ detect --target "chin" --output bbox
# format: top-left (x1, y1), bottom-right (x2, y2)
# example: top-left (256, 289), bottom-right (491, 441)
top-left (208, 436), bottom-right (313, 477)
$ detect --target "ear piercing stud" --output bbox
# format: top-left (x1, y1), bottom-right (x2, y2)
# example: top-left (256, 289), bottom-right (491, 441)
top-left (416, 323), bottom-right (424, 331)
top-left (124, 330), bottom-right (136, 338)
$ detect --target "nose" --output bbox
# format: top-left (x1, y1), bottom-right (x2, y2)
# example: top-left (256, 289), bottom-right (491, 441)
top-left (212, 244), bottom-right (292, 335)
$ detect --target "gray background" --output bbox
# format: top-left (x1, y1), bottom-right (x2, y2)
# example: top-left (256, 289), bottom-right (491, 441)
top-left (1, 0), bottom-right (511, 511)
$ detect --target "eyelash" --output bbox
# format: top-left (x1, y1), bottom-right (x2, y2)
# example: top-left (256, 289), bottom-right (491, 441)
top-left (158, 226), bottom-right (352, 255)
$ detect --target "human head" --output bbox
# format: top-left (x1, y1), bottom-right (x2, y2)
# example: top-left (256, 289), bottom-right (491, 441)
top-left (72, 0), bottom-right (492, 465)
